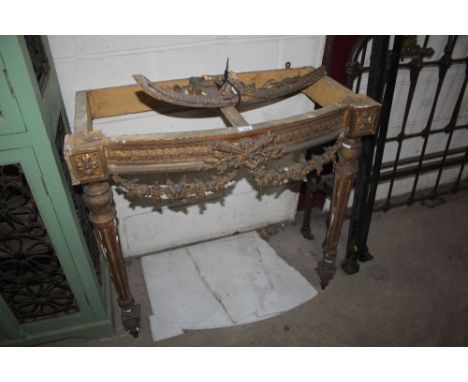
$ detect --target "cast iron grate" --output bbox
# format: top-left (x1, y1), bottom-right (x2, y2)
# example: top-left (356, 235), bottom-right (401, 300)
top-left (0, 164), bottom-right (79, 323)
top-left (24, 35), bottom-right (50, 95)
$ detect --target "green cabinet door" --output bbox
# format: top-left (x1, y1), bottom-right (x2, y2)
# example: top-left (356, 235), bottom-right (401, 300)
top-left (0, 36), bottom-right (114, 346)
top-left (0, 53), bottom-right (27, 135)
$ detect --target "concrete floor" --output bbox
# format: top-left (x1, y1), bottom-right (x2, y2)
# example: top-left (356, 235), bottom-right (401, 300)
top-left (48, 190), bottom-right (468, 346)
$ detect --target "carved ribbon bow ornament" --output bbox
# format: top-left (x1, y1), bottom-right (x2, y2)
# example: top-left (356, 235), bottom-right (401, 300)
top-left (204, 133), bottom-right (283, 173)
top-left (112, 133), bottom-right (343, 203)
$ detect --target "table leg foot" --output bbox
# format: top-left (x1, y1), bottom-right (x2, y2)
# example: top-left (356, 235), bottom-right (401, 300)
top-left (316, 257), bottom-right (337, 290)
top-left (119, 298), bottom-right (141, 337)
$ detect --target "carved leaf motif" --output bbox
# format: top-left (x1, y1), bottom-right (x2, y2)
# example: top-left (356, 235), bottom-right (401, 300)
top-left (112, 171), bottom-right (238, 202)
top-left (73, 153), bottom-right (101, 177)
top-left (250, 136), bottom-right (343, 190)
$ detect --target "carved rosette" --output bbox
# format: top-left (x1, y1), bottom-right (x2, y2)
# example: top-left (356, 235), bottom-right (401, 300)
top-left (69, 152), bottom-right (107, 184)
top-left (64, 131), bottom-right (109, 185)
top-left (346, 105), bottom-right (380, 137)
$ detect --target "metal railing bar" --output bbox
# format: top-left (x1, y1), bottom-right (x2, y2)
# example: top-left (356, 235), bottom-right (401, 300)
top-left (355, 42), bottom-right (368, 94)
top-left (431, 59), bottom-right (468, 196)
top-left (344, 36), bottom-right (390, 272)
top-left (380, 146), bottom-right (468, 170)
top-left (373, 180), bottom-right (468, 212)
top-left (408, 36), bottom-right (458, 204)
top-left (357, 36), bottom-right (403, 248)
top-left (345, 36), bottom-right (372, 91)
top-left (357, 56), bottom-right (468, 74)
top-left (453, 147), bottom-right (468, 190)
top-left (379, 153), bottom-right (468, 182)
top-left (383, 48), bottom-right (424, 208)
top-left (385, 123), bottom-right (468, 142)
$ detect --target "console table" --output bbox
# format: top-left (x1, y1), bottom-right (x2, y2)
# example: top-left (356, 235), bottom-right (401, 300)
top-left (63, 66), bottom-right (380, 337)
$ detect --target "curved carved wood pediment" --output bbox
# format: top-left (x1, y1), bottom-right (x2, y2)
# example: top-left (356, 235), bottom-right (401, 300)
top-left (133, 66), bottom-right (327, 109)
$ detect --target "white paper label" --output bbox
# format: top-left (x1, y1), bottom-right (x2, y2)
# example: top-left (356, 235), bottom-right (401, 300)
top-left (237, 125), bottom-right (253, 132)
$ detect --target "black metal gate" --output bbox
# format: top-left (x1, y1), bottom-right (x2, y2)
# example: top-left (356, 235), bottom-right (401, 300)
top-left (342, 35), bottom-right (468, 273)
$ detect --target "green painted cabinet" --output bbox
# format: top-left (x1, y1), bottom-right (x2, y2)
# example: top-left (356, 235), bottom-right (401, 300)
top-left (0, 36), bottom-right (114, 345)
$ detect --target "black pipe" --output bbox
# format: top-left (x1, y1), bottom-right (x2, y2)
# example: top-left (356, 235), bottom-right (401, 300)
top-left (342, 36), bottom-right (390, 274)
top-left (357, 36), bottom-right (404, 252)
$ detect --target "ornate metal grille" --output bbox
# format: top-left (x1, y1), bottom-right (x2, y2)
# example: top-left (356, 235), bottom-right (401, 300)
top-left (346, 35), bottom-right (468, 208)
top-left (24, 35), bottom-right (50, 95)
top-left (342, 35), bottom-right (468, 274)
top-left (0, 164), bottom-right (79, 323)
top-left (54, 116), bottom-right (102, 284)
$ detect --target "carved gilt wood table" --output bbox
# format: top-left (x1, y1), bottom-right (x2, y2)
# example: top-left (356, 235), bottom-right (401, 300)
top-left (63, 66), bottom-right (380, 337)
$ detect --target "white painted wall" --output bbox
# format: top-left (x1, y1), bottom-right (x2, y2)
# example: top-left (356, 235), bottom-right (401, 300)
top-left (48, 35), bottom-right (326, 257)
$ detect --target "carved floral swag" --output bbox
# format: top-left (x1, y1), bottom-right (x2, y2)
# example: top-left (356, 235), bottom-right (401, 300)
top-left (112, 132), bottom-right (344, 203)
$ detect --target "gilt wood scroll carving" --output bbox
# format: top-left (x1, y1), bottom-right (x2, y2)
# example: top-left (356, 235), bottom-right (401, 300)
top-left (64, 66), bottom-right (380, 337)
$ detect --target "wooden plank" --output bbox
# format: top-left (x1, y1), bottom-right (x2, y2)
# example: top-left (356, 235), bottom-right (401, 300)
top-left (101, 105), bottom-right (343, 143)
top-left (302, 75), bottom-right (380, 108)
top-left (74, 91), bottom-right (92, 133)
top-left (220, 106), bottom-right (248, 127)
top-left (302, 76), bottom-right (357, 106)
top-left (87, 79), bottom-right (188, 120)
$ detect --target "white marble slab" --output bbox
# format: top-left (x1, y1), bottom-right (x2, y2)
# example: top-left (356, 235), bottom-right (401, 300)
top-left (142, 249), bottom-right (232, 341)
top-left (141, 231), bottom-right (317, 342)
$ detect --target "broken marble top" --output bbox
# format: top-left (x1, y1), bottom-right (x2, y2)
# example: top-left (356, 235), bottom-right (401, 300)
top-left (141, 231), bottom-right (317, 342)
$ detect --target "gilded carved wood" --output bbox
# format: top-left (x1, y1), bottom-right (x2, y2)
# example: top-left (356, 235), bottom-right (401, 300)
top-left (82, 182), bottom-right (140, 336)
top-left (63, 66), bottom-right (380, 337)
top-left (133, 65), bottom-right (327, 108)
top-left (316, 137), bottom-right (361, 289)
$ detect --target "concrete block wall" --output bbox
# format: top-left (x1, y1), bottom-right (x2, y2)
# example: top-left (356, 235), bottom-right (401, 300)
top-left (48, 35), bottom-right (326, 256)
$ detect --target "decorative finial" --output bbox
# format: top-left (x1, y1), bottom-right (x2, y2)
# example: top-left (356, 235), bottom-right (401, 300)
top-left (224, 58), bottom-right (230, 81)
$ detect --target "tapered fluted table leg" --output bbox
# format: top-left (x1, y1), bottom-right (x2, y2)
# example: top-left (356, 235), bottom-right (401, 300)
top-left (83, 182), bottom-right (141, 337)
top-left (317, 137), bottom-right (360, 289)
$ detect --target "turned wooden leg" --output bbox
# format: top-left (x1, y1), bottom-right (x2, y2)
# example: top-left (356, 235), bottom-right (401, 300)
top-left (83, 182), bottom-right (141, 337)
top-left (317, 137), bottom-right (361, 289)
